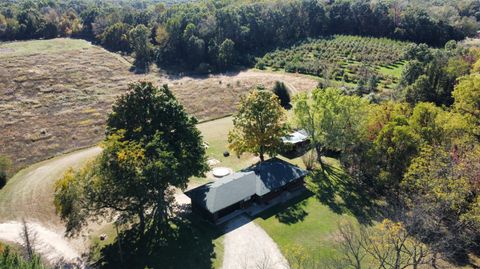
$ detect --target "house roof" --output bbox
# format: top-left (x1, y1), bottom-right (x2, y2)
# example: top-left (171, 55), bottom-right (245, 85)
top-left (185, 158), bottom-right (308, 214)
top-left (281, 130), bottom-right (309, 144)
top-left (244, 157), bottom-right (309, 196)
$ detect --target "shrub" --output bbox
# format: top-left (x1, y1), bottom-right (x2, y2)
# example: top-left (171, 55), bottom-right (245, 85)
top-left (272, 81), bottom-right (291, 109)
top-left (0, 156), bottom-right (12, 189)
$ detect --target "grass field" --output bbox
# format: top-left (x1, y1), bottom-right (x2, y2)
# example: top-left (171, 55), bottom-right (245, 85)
top-left (0, 38), bottom-right (318, 171)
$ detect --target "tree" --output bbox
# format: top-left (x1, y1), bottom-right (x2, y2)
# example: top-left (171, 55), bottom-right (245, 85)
top-left (402, 145), bottom-right (480, 259)
top-left (408, 102), bottom-right (444, 145)
top-left (228, 88), bottom-right (288, 162)
top-left (129, 24), bottom-right (152, 71)
top-left (452, 74), bottom-right (480, 139)
top-left (293, 88), bottom-right (369, 170)
top-left (154, 24), bottom-right (169, 48)
top-left (217, 38), bottom-right (235, 70)
top-left (102, 22), bottom-right (131, 52)
top-left (335, 219), bottom-right (431, 269)
top-left (0, 155), bottom-right (11, 189)
top-left (372, 116), bottom-right (420, 191)
top-left (272, 81), bottom-right (291, 109)
top-left (55, 82), bottom-right (208, 235)
top-left (0, 244), bottom-right (45, 269)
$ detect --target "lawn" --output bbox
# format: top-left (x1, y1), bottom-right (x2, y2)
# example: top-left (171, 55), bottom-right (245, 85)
top-left (255, 194), bottom-right (357, 266)
top-left (254, 158), bottom-right (375, 268)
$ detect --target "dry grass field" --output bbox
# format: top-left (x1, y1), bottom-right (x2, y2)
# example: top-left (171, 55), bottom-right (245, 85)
top-left (0, 38), bottom-right (318, 170)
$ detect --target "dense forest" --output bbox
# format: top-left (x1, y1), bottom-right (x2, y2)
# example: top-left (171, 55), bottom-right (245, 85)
top-left (1, 0), bottom-right (479, 71)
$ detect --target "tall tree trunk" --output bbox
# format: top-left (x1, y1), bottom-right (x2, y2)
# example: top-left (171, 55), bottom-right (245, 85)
top-left (315, 144), bottom-right (326, 172)
top-left (138, 210), bottom-right (146, 235)
top-left (259, 145), bottom-right (265, 162)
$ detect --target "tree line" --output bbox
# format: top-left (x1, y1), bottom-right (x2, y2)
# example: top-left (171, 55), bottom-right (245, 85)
top-left (1, 0), bottom-right (479, 72)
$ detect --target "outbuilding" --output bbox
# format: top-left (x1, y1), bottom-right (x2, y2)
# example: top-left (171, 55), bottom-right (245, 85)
top-left (281, 129), bottom-right (310, 158)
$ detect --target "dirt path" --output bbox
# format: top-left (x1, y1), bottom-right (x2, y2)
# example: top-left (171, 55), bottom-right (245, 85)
top-left (222, 215), bottom-right (289, 269)
top-left (0, 147), bottom-right (101, 266)
top-left (0, 221), bottom-right (84, 266)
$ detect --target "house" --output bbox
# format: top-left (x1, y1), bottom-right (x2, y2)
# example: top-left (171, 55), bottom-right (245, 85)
top-left (281, 129), bottom-right (310, 158)
top-left (185, 158), bottom-right (309, 222)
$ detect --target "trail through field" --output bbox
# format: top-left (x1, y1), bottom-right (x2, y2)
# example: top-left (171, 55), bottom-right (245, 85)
top-left (0, 221), bottom-right (84, 267)
top-left (222, 215), bottom-right (289, 269)
top-left (0, 147), bottom-right (101, 266)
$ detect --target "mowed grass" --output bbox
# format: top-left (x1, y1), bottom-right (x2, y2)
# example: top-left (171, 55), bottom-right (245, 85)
top-left (0, 38), bottom-right (92, 58)
top-left (377, 61), bottom-right (405, 78)
top-left (255, 195), bottom-right (357, 264)
top-left (254, 158), bottom-right (366, 266)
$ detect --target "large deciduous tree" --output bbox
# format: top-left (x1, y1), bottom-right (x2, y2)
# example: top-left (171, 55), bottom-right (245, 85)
top-left (228, 88), bottom-right (288, 162)
top-left (55, 82), bottom-right (208, 235)
top-left (293, 88), bottom-right (369, 170)
top-left (453, 74), bottom-right (480, 139)
top-left (101, 22), bottom-right (131, 52)
top-left (129, 24), bottom-right (153, 71)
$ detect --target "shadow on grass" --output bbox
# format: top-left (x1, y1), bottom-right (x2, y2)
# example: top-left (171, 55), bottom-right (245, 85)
top-left (257, 190), bottom-right (313, 225)
top-left (93, 213), bottom-right (221, 269)
top-left (308, 163), bottom-right (383, 225)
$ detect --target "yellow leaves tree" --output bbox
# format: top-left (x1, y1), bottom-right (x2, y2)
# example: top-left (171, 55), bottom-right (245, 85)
top-left (335, 219), bottom-right (430, 269)
top-left (452, 74), bottom-right (480, 139)
top-left (228, 88), bottom-right (288, 162)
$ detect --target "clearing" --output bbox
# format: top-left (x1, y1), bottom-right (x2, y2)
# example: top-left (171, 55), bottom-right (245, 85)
top-left (0, 38), bottom-right (318, 171)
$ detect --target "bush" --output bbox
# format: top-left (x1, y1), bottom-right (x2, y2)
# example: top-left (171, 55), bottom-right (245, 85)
top-left (272, 81), bottom-right (291, 109)
top-left (0, 156), bottom-right (12, 189)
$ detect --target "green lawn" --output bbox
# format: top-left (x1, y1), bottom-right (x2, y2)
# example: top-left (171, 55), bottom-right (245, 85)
top-left (254, 158), bottom-right (376, 267)
top-left (192, 116), bottom-right (259, 185)
top-left (0, 38), bottom-right (91, 58)
top-left (377, 61), bottom-right (406, 78)
top-left (256, 194), bottom-right (357, 266)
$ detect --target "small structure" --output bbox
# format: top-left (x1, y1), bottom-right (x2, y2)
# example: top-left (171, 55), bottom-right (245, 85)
top-left (212, 167), bottom-right (231, 178)
top-left (186, 158), bottom-right (308, 222)
top-left (281, 129), bottom-right (310, 158)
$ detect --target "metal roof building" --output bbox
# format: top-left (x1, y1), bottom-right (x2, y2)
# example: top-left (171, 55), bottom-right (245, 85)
top-left (186, 158), bottom-right (308, 222)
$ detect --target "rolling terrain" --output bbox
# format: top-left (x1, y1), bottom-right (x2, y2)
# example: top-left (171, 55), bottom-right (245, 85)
top-left (0, 38), bottom-right (318, 170)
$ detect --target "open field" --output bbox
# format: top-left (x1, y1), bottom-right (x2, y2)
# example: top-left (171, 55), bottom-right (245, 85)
top-left (0, 38), bottom-right (318, 171)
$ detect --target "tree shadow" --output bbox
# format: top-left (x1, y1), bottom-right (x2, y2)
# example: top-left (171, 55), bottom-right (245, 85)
top-left (308, 163), bottom-right (384, 225)
top-left (257, 190), bottom-right (313, 225)
top-left (93, 213), bottom-right (221, 269)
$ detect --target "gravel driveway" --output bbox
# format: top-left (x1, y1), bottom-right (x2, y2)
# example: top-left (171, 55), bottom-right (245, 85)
top-left (222, 215), bottom-right (289, 269)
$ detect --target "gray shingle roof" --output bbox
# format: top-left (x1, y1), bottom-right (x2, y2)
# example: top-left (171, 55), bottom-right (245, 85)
top-left (186, 158), bottom-right (308, 214)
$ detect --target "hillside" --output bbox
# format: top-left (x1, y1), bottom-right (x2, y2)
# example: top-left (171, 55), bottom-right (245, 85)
top-left (256, 35), bottom-right (412, 94)
top-left (0, 38), bottom-right (318, 170)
